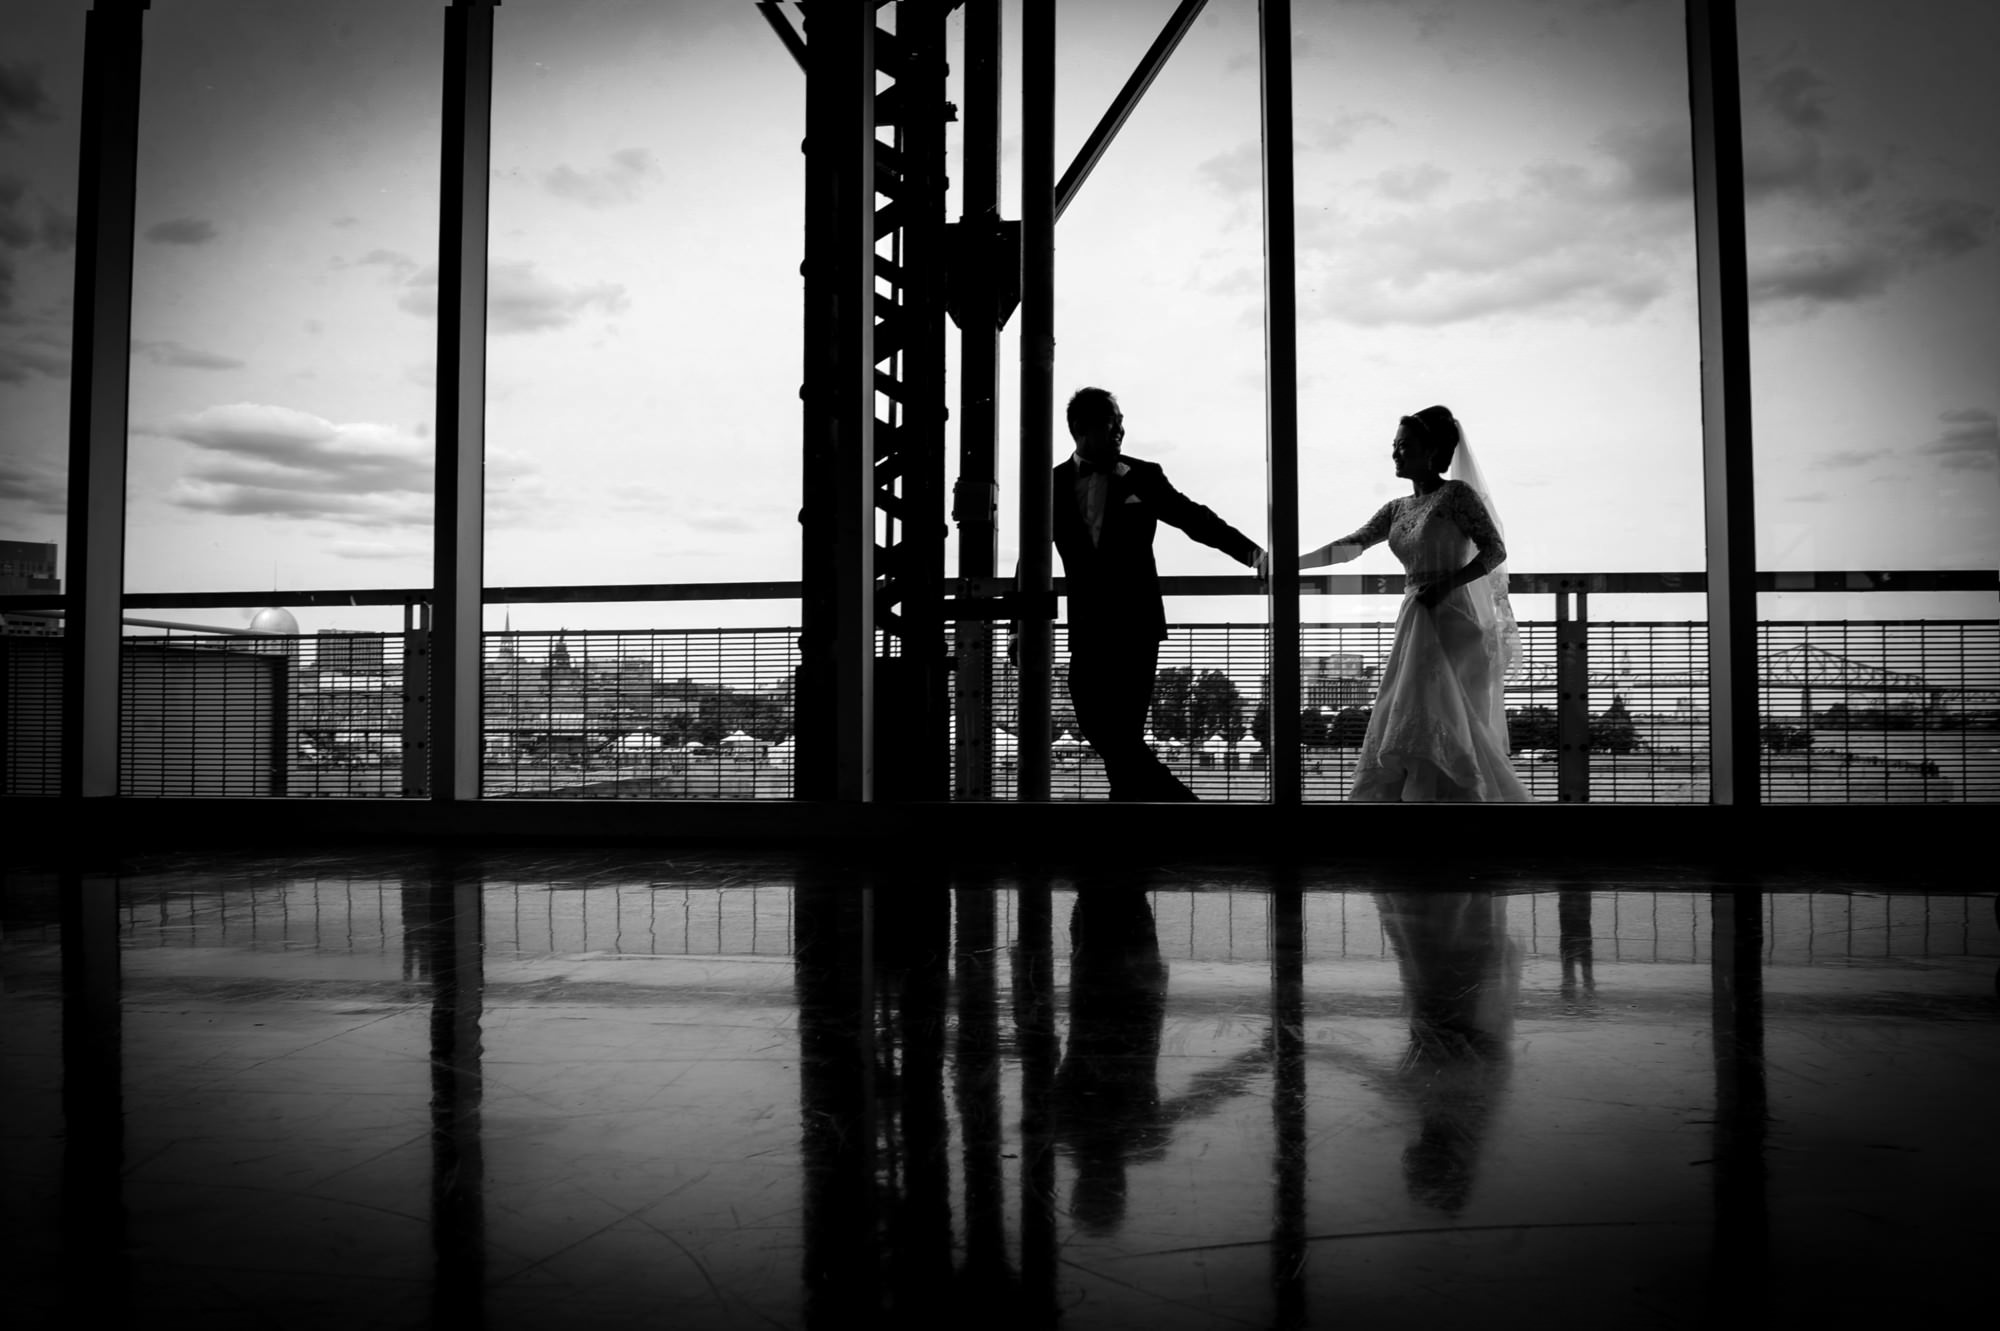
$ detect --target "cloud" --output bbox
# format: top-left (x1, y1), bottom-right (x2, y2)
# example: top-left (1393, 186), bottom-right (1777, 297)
top-left (145, 217), bottom-right (219, 246)
top-left (1915, 408), bottom-right (1998, 472)
top-left (1197, 143), bottom-right (1263, 197)
top-left (540, 149), bottom-right (664, 209)
top-left (1197, 113), bottom-right (1390, 197)
top-left (1808, 448), bottom-right (1886, 470)
top-left (0, 452), bottom-right (65, 514)
top-left (153, 402), bottom-right (439, 527)
top-left (602, 483), bottom-right (772, 537)
top-left (0, 175), bottom-right (75, 311)
top-left (1731, 65), bottom-right (1993, 315)
top-left (349, 248), bottom-right (421, 281)
top-left (1748, 200), bottom-right (1996, 313)
top-left (0, 330), bottom-right (67, 383)
top-left (1747, 245), bottom-right (1896, 306)
top-left (396, 258), bottom-right (627, 335)
top-left (1375, 163), bottom-right (1450, 203)
top-left (326, 537), bottom-right (429, 562)
top-left (1760, 65), bottom-right (1828, 133)
top-left (0, 63), bottom-right (58, 136)
top-left (133, 339), bottom-right (245, 371)
top-left (1293, 150), bottom-right (1682, 327)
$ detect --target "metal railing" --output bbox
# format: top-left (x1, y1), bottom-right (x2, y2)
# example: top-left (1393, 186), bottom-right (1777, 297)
top-left (48, 878), bottom-right (1994, 968)
top-left (2, 572), bottom-right (1995, 802)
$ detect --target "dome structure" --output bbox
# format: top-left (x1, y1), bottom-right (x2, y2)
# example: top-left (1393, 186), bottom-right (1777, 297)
top-left (249, 607), bottom-right (300, 635)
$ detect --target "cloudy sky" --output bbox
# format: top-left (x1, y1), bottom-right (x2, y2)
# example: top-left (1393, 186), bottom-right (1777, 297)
top-left (0, 0), bottom-right (1993, 635)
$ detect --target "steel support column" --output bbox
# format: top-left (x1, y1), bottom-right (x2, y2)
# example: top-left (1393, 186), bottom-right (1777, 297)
top-left (1016, 0), bottom-right (1056, 802)
top-left (61, 0), bottom-right (149, 799)
top-left (798, 6), bottom-right (877, 801)
top-left (431, 0), bottom-right (498, 803)
top-left (951, 0), bottom-right (1006, 800)
top-left (1686, 0), bottom-right (1760, 805)
top-left (1259, 0), bottom-right (1302, 804)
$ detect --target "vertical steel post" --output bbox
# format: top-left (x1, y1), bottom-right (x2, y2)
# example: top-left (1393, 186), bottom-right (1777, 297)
top-left (952, 0), bottom-right (1004, 800)
top-left (61, 1), bottom-right (149, 799)
top-left (1555, 586), bottom-right (1591, 802)
top-left (402, 602), bottom-right (431, 797)
top-left (431, 0), bottom-right (497, 803)
top-left (1707, 889), bottom-right (1769, 1311)
top-left (59, 870), bottom-right (127, 1314)
top-left (1270, 887), bottom-right (1307, 1326)
top-left (1259, 0), bottom-right (1302, 805)
top-left (1015, 879), bottom-right (1057, 1317)
top-left (1017, 0), bottom-right (1056, 802)
top-left (1686, 0), bottom-right (1760, 805)
top-left (798, 6), bottom-right (876, 801)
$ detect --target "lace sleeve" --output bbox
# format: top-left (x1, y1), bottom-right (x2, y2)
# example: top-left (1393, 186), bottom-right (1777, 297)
top-left (1334, 499), bottom-right (1398, 551)
top-left (1443, 481), bottom-right (1506, 574)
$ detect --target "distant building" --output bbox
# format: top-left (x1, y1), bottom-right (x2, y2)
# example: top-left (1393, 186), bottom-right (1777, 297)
top-left (0, 539), bottom-right (62, 638)
top-left (1304, 653), bottom-right (1375, 711)
top-left (0, 540), bottom-right (58, 593)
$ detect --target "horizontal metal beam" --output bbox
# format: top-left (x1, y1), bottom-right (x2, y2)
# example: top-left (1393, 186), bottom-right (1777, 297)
top-left (2, 569), bottom-right (1990, 617)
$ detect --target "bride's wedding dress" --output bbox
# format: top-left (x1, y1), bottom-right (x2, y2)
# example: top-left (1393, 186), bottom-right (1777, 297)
top-left (1336, 482), bottom-right (1530, 803)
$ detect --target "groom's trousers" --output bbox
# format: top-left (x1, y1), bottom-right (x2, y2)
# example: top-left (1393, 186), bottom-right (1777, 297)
top-left (1068, 635), bottom-right (1197, 802)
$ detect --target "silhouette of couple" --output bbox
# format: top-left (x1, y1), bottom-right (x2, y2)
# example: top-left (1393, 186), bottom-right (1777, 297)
top-left (1053, 388), bottom-right (1528, 802)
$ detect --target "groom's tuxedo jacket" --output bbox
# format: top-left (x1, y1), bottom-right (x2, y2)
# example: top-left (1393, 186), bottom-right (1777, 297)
top-left (1053, 454), bottom-right (1261, 648)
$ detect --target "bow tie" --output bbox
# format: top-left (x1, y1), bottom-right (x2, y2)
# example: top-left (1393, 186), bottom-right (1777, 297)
top-left (1077, 458), bottom-right (1117, 477)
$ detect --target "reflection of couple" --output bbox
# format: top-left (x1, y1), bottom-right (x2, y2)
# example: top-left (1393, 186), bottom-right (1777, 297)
top-left (1375, 892), bottom-right (1520, 1214)
top-left (1053, 390), bottom-right (1528, 802)
top-left (1053, 887), bottom-right (1519, 1227)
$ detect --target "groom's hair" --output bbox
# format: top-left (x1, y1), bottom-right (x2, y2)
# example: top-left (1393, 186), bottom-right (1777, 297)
top-left (1066, 386), bottom-right (1119, 439)
top-left (1405, 405), bottom-right (1461, 470)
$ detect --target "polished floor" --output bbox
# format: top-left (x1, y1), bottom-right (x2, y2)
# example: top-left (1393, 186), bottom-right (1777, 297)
top-left (4, 850), bottom-right (1996, 1329)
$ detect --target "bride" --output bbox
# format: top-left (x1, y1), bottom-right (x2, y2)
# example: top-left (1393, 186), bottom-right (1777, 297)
top-left (1299, 406), bottom-right (1530, 802)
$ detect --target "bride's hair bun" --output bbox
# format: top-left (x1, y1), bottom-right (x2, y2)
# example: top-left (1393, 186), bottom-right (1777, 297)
top-left (1406, 404), bottom-right (1461, 470)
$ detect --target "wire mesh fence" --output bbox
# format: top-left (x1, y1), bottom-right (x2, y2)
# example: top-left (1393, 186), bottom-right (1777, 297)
top-left (0, 636), bottom-right (61, 796)
top-left (1758, 620), bottom-right (2000, 805)
top-left (481, 628), bottom-right (798, 798)
top-left (3, 616), bottom-right (1993, 802)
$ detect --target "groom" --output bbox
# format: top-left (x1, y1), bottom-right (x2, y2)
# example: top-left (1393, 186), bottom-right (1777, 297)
top-left (1052, 387), bottom-right (1267, 801)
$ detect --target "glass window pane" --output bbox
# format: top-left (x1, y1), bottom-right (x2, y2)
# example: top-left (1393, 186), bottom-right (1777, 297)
top-left (0, 0), bottom-right (85, 625)
top-left (1741, 0), bottom-right (1999, 602)
top-left (485, 3), bottom-right (804, 632)
top-left (126, 0), bottom-right (440, 633)
top-left (1290, 0), bottom-right (1704, 615)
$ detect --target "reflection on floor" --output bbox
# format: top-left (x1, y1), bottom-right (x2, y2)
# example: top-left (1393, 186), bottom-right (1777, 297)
top-left (4, 851), bottom-right (1996, 1329)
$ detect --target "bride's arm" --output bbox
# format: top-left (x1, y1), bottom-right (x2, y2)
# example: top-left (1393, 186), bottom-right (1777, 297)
top-left (1299, 499), bottom-right (1396, 570)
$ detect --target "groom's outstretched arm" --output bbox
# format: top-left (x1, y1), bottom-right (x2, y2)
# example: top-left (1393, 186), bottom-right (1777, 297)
top-left (1137, 462), bottom-right (1263, 567)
